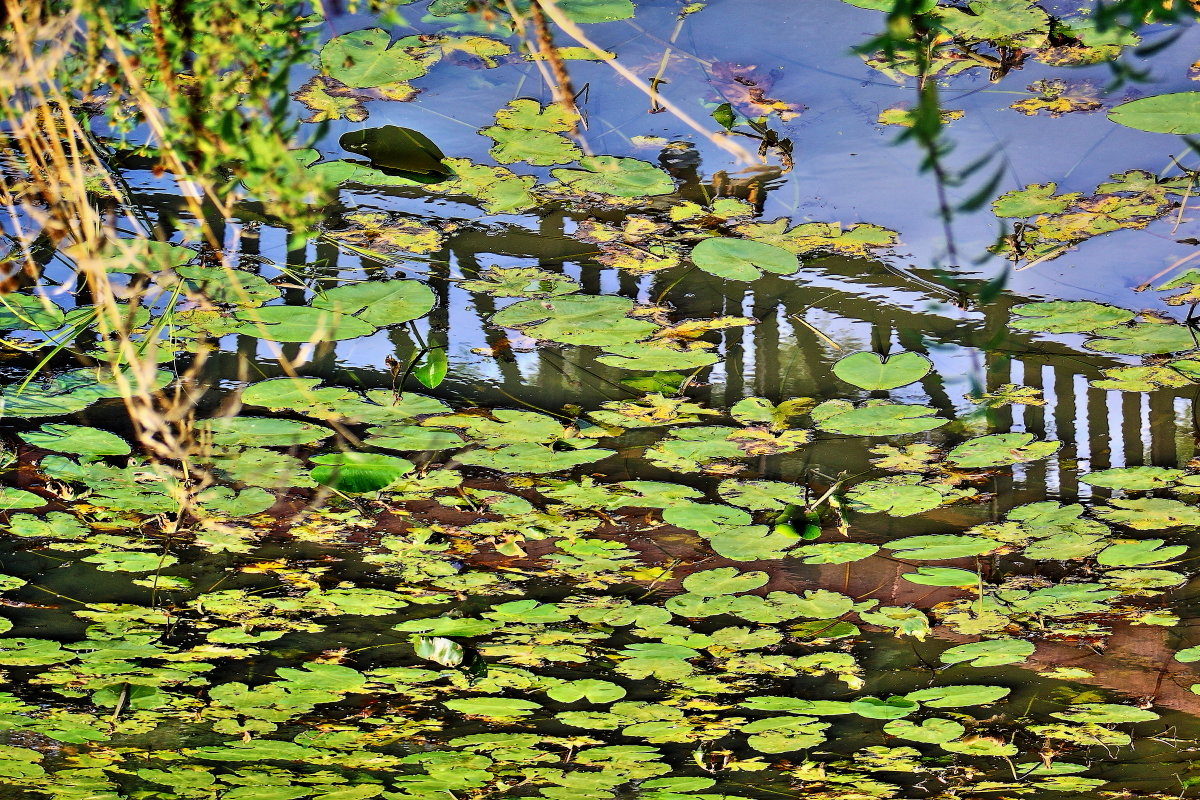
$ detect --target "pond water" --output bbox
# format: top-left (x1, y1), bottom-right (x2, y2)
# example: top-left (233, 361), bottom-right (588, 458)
top-left (6, 0), bottom-right (1200, 798)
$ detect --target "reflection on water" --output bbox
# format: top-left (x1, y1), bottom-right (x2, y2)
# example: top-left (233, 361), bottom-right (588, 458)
top-left (8, 0), bottom-right (1200, 797)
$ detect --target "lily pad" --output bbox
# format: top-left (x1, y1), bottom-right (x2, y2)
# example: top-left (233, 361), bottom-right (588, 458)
top-left (1085, 323), bottom-right (1196, 355)
top-left (946, 433), bottom-right (1061, 469)
top-left (321, 30), bottom-right (439, 87)
top-left (883, 718), bottom-right (965, 744)
top-left (550, 156), bottom-right (674, 197)
top-left (1009, 301), bottom-right (1133, 333)
top-left (20, 424), bottom-right (131, 457)
top-left (832, 351), bottom-right (932, 390)
top-left (681, 568), bottom-right (769, 597)
top-left (199, 418), bottom-right (331, 447)
top-left (311, 280), bottom-right (435, 327)
top-left (886, 535), bottom-right (999, 560)
top-left (310, 452), bottom-right (414, 492)
top-left (491, 295), bottom-right (659, 346)
top-left (444, 697), bottom-right (543, 718)
top-left (1080, 466), bottom-right (1183, 491)
top-left (1109, 92), bottom-right (1200, 134)
top-left (233, 306), bottom-right (376, 342)
top-left (940, 639), bottom-right (1035, 667)
top-left (689, 238), bottom-right (797, 281)
top-left (811, 400), bottom-right (947, 436)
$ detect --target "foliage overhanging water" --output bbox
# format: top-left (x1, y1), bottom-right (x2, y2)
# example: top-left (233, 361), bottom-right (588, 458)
top-left (6, 0), bottom-right (1200, 798)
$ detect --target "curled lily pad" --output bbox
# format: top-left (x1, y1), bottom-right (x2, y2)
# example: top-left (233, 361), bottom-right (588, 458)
top-left (340, 126), bottom-right (451, 181)
top-left (832, 351), bottom-right (932, 390)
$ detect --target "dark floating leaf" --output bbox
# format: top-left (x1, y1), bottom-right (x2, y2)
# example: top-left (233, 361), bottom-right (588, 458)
top-left (339, 125), bottom-right (452, 182)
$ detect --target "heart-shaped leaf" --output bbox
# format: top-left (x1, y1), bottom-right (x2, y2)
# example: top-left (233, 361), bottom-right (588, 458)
top-left (833, 351), bottom-right (932, 390)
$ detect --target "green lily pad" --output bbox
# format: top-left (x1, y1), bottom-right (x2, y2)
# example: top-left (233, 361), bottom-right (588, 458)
top-left (846, 477), bottom-right (945, 516)
top-left (793, 542), bottom-right (879, 564)
top-left (546, 680), bottom-right (626, 704)
top-left (595, 342), bottom-right (719, 371)
top-left (457, 444), bottom-right (613, 473)
top-left (886, 535), bottom-right (999, 560)
top-left (1093, 497), bottom-right (1200, 530)
top-left (233, 306), bottom-right (376, 342)
top-left (0, 489), bottom-right (46, 511)
top-left (1050, 703), bottom-right (1158, 723)
top-left (1080, 466), bottom-right (1183, 491)
top-left (883, 718), bottom-right (965, 744)
top-left (1096, 538), bottom-right (1186, 567)
top-left (681, 568), bottom-right (769, 597)
top-left (458, 266), bottom-right (579, 298)
top-left (1109, 91), bottom-right (1200, 134)
top-left (311, 280), bottom-right (435, 327)
top-left (484, 126), bottom-right (580, 166)
top-left (310, 452), bottom-right (414, 492)
top-left (905, 685), bottom-right (1011, 707)
top-left (491, 295), bottom-right (659, 346)
top-left (940, 639), bottom-right (1034, 667)
top-left (1009, 301), bottom-right (1133, 333)
top-left (443, 697), bottom-right (543, 718)
top-left (550, 156), bottom-right (674, 197)
top-left (321, 30), bottom-right (439, 87)
top-left (832, 351), bottom-right (932, 390)
top-left (20, 424), bottom-right (131, 457)
top-left (811, 400), bottom-right (946, 436)
top-left (689, 238), bottom-right (797, 281)
top-left (199, 417), bottom-right (332, 447)
top-left (364, 425), bottom-right (463, 451)
top-left (850, 696), bottom-right (919, 720)
top-left (0, 293), bottom-right (65, 331)
top-left (82, 551), bottom-right (178, 573)
top-left (1085, 323), bottom-right (1197, 355)
top-left (946, 433), bottom-right (1060, 469)
top-left (901, 567), bottom-right (979, 586)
